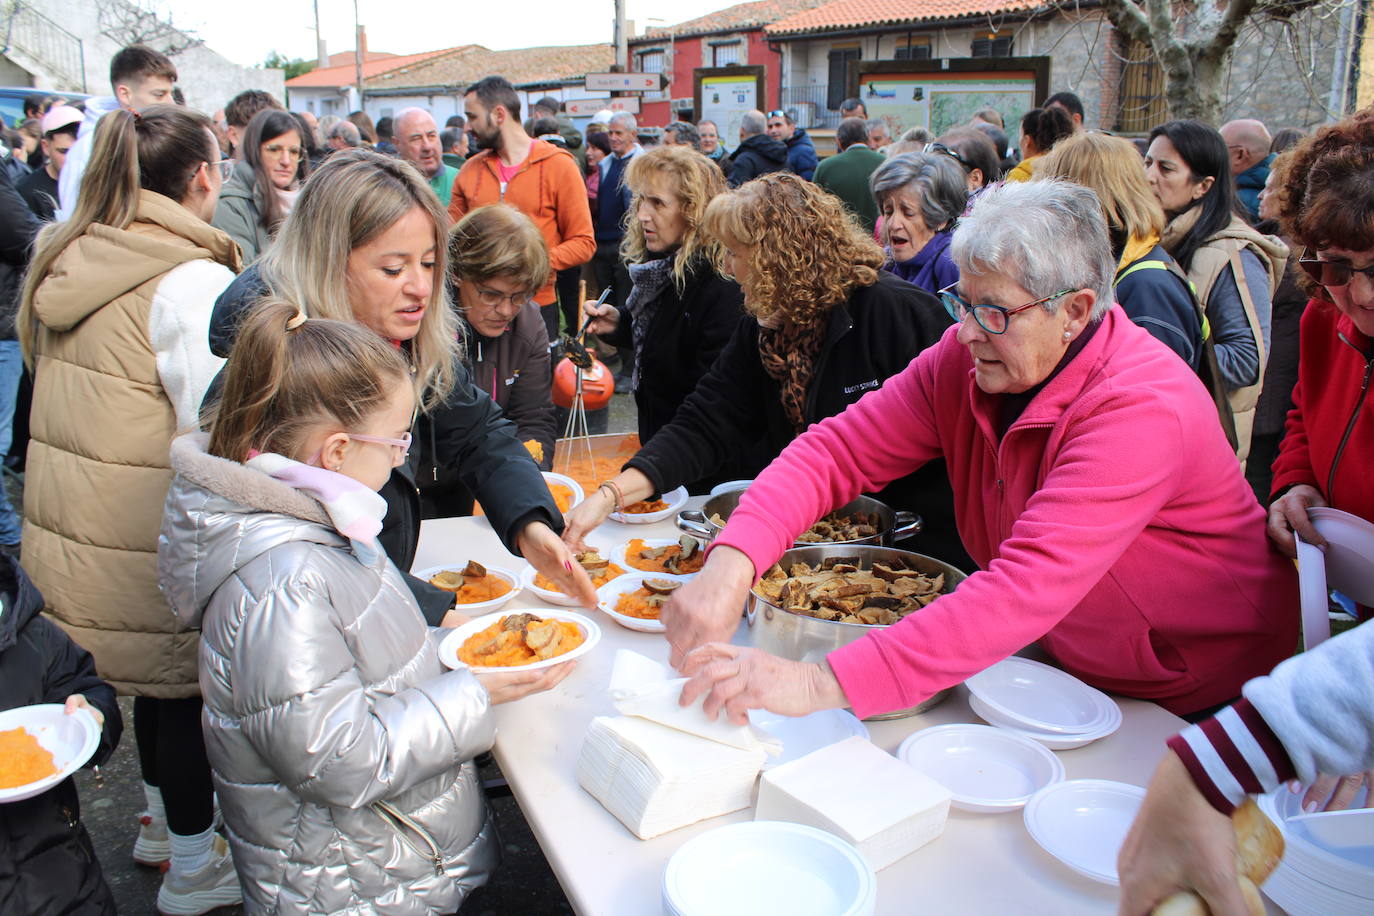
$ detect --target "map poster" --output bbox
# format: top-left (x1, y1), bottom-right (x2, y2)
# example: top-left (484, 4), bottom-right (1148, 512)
top-left (700, 75), bottom-right (758, 144)
top-left (861, 76), bottom-right (1036, 138)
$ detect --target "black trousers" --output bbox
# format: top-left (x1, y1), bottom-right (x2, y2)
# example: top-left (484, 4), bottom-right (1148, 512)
top-left (132, 696), bottom-right (215, 835)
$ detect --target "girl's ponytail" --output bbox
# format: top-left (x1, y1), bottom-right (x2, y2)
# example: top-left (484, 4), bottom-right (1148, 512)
top-left (208, 299), bottom-right (410, 463)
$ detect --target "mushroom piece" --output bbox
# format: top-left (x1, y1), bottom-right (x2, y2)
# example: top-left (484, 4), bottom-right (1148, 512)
top-left (678, 535), bottom-right (699, 560)
top-left (578, 551), bottom-right (610, 571)
top-left (461, 560), bottom-right (488, 578)
top-left (642, 577), bottom-right (681, 595)
top-left (501, 612), bottom-right (541, 631)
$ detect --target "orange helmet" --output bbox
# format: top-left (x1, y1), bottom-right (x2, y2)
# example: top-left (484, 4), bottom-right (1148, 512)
top-left (552, 357), bottom-right (615, 410)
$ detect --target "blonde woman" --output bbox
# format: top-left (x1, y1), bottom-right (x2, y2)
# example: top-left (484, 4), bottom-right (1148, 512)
top-left (18, 105), bottom-right (242, 912)
top-left (1038, 131), bottom-right (1204, 370)
top-left (581, 145), bottom-right (744, 481)
top-left (208, 149), bottom-right (596, 620)
top-left (564, 171), bottom-right (965, 568)
top-left (436, 204), bottom-right (557, 517)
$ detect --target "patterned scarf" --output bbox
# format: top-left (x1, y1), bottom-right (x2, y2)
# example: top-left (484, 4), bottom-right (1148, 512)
top-left (246, 450), bottom-right (388, 547)
top-left (757, 311), bottom-right (830, 435)
top-left (625, 255), bottom-right (676, 390)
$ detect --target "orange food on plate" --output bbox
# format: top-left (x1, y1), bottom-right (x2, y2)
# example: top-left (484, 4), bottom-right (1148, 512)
top-left (457, 613), bottom-right (585, 667)
top-left (0, 727), bottom-right (57, 789)
top-left (623, 498), bottom-right (668, 514)
top-left (625, 537), bottom-right (704, 574)
top-left (614, 587), bottom-right (670, 620)
top-left (535, 562), bottom-right (624, 592)
top-left (548, 482), bottom-right (574, 513)
top-left (428, 561), bottom-right (513, 605)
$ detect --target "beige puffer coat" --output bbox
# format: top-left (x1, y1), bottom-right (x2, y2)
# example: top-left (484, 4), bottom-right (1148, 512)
top-left (21, 190), bottom-right (238, 697)
top-left (160, 433), bottom-right (497, 914)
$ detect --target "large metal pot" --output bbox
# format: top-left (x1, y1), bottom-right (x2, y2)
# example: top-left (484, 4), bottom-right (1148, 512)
top-left (677, 492), bottom-right (921, 548)
top-left (745, 544), bottom-right (968, 720)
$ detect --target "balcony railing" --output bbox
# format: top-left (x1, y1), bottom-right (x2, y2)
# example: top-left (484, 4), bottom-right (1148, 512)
top-left (780, 85), bottom-right (842, 130)
top-left (2, 1), bottom-right (86, 91)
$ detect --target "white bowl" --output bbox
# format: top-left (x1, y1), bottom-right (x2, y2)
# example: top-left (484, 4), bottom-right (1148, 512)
top-left (897, 723), bottom-right (1065, 813)
top-left (0, 704), bottom-right (101, 803)
top-left (613, 535), bottom-right (706, 578)
top-left (749, 708), bottom-right (870, 771)
top-left (965, 657), bottom-right (1116, 735)
top-left (609, 486), bottom-right (689, 525)
top-left (1023, 779), bottom-right (1146, 885)
top-left (438, 609), bottom-right (600, 672)
top-left (663, 820), bottom-right (876, 916)
top-left (596, 572), bottom-right (692, 633)
top-left (522, 555), bottom-right (626, 608)
top-left (542, 471), bottom-right (585, 513)
top-left (709, 479), bottom-right (752, 497)
top-left (968, 694), bottom-right (1122, 751)
top-left (413, 564), bottom-right (520, 614)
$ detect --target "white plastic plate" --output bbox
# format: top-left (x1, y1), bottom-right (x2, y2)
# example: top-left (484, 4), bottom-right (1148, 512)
top-left (438, 609), bottom-right (600, 672)
top-left (0, 704), bottom-right (101, 803)
top-left (750, 708), bottom-right (871, 771)
top-left (596, 572), bottom-right (692, 633)
top-left (520, 565), bottom-right (594, 608)
top-left (1309, 507), bottom-right (1374, 605)
top-left (708, 479), bottom-right (753, 497)
top-left (663, 820), bottom-right (876, 916)
top-left (1296, 534), bottom-right (1333, 650)
top-left (969, 694), bottom-right (1122, 751)
top-left (412, 564), bottom-right (520, 614)
top-left (613, 536), bottom-right (705, 578)
top-left (965, 657), bottom-right (1115, 734)
top-left (897, 723), bottom-right (1065, 813)
top-left (542, 471), bottom-right (585, 512)
top-left (1023, 779), bottom-right (1146, 885)
top-left (609, 486), bottom-right (689, 525)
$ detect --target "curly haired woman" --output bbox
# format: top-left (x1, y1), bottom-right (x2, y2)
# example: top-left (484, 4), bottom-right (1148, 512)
top-left (580, 145), bottom-right (746, 491)
top-left (563, 171), bottom-right (966, 568)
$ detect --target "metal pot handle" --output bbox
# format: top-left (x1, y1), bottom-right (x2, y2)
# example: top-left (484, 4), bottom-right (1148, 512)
top-left (893, 511), bottom-right (923, 540)
top-left (676, 509), bottom-right (715, 540)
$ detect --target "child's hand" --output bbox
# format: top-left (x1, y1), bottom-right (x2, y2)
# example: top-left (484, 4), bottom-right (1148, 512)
top-left (477, 660), bottom-right (577, 705)
top-left (64, 694), bottom-right (104, 729)
top-left (440, 608), bottom-right (472, 629)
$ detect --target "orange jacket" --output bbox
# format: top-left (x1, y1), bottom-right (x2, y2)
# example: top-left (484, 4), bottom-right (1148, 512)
top-left (448, 140), bottom-right (595, 306)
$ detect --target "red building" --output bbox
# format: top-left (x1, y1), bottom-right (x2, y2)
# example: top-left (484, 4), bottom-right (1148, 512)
top-left (628, 0), bottom-right (831, 127)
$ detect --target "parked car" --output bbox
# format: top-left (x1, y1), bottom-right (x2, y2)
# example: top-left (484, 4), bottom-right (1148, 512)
top-left (0, 87), bottom-right (90, 128)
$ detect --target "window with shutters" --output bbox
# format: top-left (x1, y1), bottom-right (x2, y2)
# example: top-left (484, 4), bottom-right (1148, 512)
top-left (827, 47), bottom-right (861, 111)
top-left (712, 41), bottom-right (742, 67)
top-left (638, 49), bottom-right (667, 99)
top-left (971, 31), bottom-right (1014, 58)
top-left (894, 37), bottom-right (932, 61)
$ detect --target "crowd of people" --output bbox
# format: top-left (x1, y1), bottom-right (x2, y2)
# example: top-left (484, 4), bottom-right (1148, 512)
top-left (0, 38), bottom-right (1370, 916)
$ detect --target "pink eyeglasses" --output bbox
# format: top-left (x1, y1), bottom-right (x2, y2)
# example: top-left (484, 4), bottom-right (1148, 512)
top-left (347, 431), bottom-right (412, 464)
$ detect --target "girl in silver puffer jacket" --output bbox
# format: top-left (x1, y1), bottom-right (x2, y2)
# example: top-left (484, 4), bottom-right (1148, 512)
top-left (158, 301), bottom-right (575, 915)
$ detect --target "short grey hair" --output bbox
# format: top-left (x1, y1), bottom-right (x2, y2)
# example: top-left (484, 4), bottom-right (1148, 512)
top-left (950, 180), bottom-right (1115, 320)
top-left (865, 118), bottom-right (889, 138)
top-left (869, 152), bottom-right (968, 232)
top-left (740, 110), bottom-right (765, 137)
top-left (609, 112), bottom-right (637, 132)
top-left (664, 120), bottom-right (700, 150)
top-left (899, 126), bottom-right (933, 144)
top-left (329, 119), bottom-right (362, 147)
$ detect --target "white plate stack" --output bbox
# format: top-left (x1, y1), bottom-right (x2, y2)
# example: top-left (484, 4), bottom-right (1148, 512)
top-left (965, 657), bottom-right (1122, 749)
top-left (1257, 788), bottom-right (1374, 915)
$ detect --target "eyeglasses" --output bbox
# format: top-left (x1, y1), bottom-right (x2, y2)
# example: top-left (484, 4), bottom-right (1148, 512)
top-left (1297, 249), bottom-right (1374, 290)
top-left (924, 142), bottom-right (971, 172)
top-left (204, 159), bottom-right (234, 180)
top-left (471, 285), bottom-right (530, 309)
top-left (939, 283), bottom-right (1076, 335)
top-left (347, 431), bottom-right (412, 464)
top-left (263, 144), bottom-right (304, 159)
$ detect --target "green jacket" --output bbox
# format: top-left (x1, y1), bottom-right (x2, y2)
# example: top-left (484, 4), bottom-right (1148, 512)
top-left (211, 159), bottom-right (271, 265)
top-left (814, 144), bottom-right (886, 234)
top-left (429, 162), bottom-right (459, 207)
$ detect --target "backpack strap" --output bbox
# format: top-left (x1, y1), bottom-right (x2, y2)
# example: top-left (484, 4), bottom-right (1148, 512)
top-left (1115, 258), bottom-right (1210, 340)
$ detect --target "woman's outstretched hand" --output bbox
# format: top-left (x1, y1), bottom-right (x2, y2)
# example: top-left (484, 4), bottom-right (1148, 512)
top-left (517, 521), bottom-right (598, 610)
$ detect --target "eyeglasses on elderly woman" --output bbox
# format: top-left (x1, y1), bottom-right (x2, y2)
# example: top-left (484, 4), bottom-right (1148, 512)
top-left (939, 283), bottom-right (1077, 334)
top-left (924, 142), bottom-right (971, 172)
top-left (1298, 249), bottom-right (1374, 289)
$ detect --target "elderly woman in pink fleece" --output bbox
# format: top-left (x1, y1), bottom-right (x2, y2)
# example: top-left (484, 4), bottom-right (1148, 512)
top-left (674, 180), bottom-right (1297, 723)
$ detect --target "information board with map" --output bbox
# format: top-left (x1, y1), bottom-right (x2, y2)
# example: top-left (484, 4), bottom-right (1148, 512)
top-left (853, 59), bottom-right (1050, 141)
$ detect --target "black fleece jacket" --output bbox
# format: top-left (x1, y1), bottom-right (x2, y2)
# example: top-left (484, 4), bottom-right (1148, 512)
top-left (0, 557), bottom-right (121, 916)
top-left (626, 270), bottom-right (971, 568)
top-left (207, 266), bottom-right (562, 624)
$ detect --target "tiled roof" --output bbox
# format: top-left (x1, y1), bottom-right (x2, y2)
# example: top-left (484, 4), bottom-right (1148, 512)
top-left (765, 0), bottom-right (1042, 36)
top-left (363, 43), bottom-right (615, 91)
top-left (636, 0), bottom-right (833, 41)
top-left (324, 50), bottom-right (397, 68)
top-left (286, 47), bottom-right (467, 89)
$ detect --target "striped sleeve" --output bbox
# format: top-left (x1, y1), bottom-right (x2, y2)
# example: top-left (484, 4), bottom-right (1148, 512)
top-left (1166, 698), bottom-right (1297, 815)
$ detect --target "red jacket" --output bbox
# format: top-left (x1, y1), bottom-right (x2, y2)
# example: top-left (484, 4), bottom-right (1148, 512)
top-left (716, 307), bottom-right (1298, 717)
top-left (448, 140), bottom-right (595, 306)
top-left (1270, 300), bottom-right (1374, 522)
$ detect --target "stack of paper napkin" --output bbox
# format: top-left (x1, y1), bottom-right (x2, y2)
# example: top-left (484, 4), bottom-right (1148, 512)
top-left (577, 651), bottom-right (780, 839)
top-left (755, 736), bottom-right (952, 870)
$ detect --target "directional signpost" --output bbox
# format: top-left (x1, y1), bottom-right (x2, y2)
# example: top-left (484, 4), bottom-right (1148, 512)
top-left (565, 97), bottom-right (641, 116)
top-left (585, 72), bottom-right (668, 93)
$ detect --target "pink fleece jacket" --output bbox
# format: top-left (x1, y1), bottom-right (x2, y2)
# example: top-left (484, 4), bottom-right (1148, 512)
top-left (715, 307), bottom-right (1298, 717)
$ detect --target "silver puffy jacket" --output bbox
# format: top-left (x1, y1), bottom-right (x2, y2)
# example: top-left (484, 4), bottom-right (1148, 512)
top-left (159, 434), bottom-right (498, 915)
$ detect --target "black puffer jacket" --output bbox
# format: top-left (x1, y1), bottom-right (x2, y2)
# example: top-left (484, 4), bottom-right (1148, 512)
top-left (208, 266), bottom-right (563, 624)
top-left (728, 134), bottom-right (789, 188)
top-left (0, 165), bottom-right (41, 340)
top-left (600, 254), bottom-right (749, 491)
top-left (626, 271), bottom-right (971, 569)
top-left (0, 557), bottom-right (122, 916)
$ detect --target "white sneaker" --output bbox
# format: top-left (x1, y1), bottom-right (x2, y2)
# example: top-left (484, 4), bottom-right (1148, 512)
top-left (133, 811), bottom-right (170, 867)
top-left (155, 834), bottom-right (243, 915)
